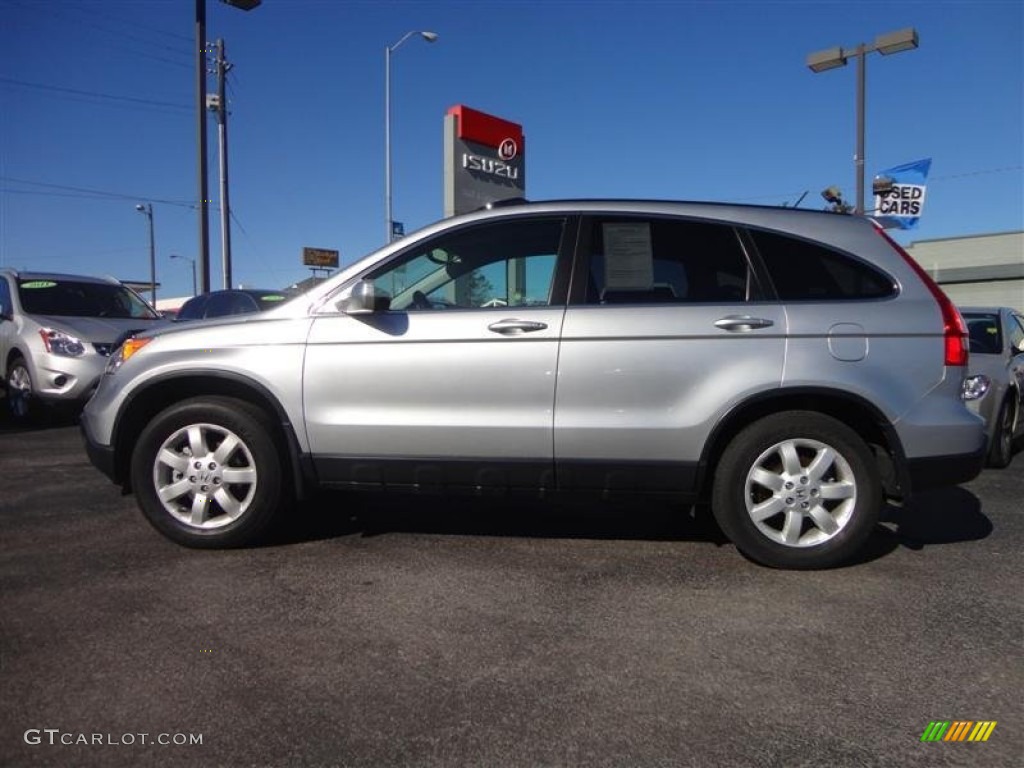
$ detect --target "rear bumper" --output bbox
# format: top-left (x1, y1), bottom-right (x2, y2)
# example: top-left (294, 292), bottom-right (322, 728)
top-left (906, 444), bottom-right (986, 493)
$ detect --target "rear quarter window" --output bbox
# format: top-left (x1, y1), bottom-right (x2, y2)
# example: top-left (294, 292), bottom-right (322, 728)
top-left (750, 229), bottom-right (896, 301)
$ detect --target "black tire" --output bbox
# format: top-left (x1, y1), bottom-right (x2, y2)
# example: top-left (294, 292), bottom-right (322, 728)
top-left (6, 354), bottom-right (36, 423)
top-left (986, 396), bottom-right (1014, 469)
top-left (712, 411), bottom-right (882, 569)
top-left (130, 396), bottom-right (286, 548)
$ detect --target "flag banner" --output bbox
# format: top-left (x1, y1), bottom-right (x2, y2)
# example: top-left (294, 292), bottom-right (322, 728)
top-left (872, 158), bottom-right (931, 229)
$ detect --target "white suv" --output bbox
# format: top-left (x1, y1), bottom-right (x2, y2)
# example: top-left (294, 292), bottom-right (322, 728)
top-left (0, 270), bottom-right (161, 420)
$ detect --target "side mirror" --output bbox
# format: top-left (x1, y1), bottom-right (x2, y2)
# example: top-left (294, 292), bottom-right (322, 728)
top-left (335, 279), bottom-right (389, 315)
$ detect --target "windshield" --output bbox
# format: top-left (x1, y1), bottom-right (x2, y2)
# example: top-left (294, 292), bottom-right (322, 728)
top-left (17, 279), bottom-right (158, 319)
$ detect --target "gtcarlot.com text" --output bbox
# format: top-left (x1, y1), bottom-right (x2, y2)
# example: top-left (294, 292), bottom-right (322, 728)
top-left (24, 729), bottom-right (203, 747)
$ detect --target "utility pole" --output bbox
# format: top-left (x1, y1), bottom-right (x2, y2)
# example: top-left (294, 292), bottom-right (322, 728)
top-left (195, 1), bottom-right (211, 293)
top-left (211, 38), bottom-right (234, 290)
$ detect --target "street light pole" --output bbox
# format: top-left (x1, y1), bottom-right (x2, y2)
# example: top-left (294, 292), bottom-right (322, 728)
top-left (807, 28), bottom-right (919, 215)
top-left (855, 43), bottom-right (867, 217)
top-left (135, 203), bottom-right (156, 305)
top-left (385, 30), bottom-right (438, 244)
top-left (195, 0), bottom-right (262, 294)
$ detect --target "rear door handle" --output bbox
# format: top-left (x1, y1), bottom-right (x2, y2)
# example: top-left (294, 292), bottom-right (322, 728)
top-left (714, 315), bottom-right (774, 332)
top-left (488, 319), bottom-right (548, 335)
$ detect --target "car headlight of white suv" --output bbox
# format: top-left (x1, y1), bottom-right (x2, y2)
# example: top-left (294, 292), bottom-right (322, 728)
top-left (39, 327), bottom-right (85, 357)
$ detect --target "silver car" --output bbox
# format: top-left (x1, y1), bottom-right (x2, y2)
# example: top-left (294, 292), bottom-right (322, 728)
top-left (0, 270), bottom-right (161, 421)
top-left (81, 201), bottom-right (986, 569)
top-left (960, 306), bottom-right (1024, 468)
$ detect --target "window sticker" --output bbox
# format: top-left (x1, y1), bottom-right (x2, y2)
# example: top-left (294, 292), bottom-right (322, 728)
top-left (603, 223), bottom-right (654, 290)
top-left (259, 295), bottom-right (288, 303)
top-left (20, 280), bottom-right (57, 289)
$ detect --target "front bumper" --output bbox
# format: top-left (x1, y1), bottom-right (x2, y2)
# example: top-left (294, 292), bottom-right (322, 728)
top-left (30, 351), bottom-right (105, 403)
top-left (79, 409), bottom-right (119, 484)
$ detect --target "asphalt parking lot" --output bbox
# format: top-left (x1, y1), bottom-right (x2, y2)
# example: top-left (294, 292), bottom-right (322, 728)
top-left (1, 407), bottom-right (1022, 768)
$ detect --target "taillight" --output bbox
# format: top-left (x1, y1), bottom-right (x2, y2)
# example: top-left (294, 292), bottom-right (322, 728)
top-left (875, 227), bottom-right (968, 367)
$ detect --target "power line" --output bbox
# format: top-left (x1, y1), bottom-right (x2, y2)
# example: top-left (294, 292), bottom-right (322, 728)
top-left (8, 1), bottom-right (194, 72)
top-left (729, 166), bottom-right (1023, 209)
top-left (0, 176), bottom-right (198, 209)
top-left (0, 77), bottom-right (191, 111)
top-left (11, 0), bottom-right (192, 57)
top-left (83, 6), bottom-right (193, 44)
top-left (930, 166), bottom-right (1023, 182)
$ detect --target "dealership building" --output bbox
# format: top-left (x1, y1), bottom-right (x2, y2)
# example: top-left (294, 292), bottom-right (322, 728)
top-left (904, 230), bottom-right (1024, 311)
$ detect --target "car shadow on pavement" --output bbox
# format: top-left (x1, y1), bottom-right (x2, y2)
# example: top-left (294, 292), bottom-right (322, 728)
top-left (272, 485), bottom-right (992, 568)
top-left (0, 402), bottom-right (80, 435)
top-left (270, 491), bottom-right (730, 549)
top-left (860, 486), bottom-right (990, 560)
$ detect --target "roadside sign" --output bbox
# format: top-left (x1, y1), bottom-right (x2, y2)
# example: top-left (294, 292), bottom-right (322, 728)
top-left (302, 247), bottom-right (339, 268)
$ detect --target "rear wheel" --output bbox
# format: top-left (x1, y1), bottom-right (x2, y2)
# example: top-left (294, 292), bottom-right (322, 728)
top-left (130, 396), bottom-right (286, 547)
top-left (987, 396), bottom-right (1014, 469)
top-left (712, 411), bottom-right (882, 569)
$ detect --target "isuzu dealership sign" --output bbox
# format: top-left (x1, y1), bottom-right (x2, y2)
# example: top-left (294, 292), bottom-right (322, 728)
top-left (444, 105), bottom-right (526, 217)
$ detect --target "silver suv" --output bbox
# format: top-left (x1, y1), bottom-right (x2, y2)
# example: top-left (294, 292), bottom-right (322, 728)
top-left (80, 201), bottom-right (986, 569)
top-left (0, 270), bottom-right (161, 420)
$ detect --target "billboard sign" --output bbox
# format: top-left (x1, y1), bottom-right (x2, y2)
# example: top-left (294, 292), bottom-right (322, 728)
top-left (872, 158), bottom-right (932, 230)
top-left (444, 105), bottom-right (526, 217)
top-left (302, 247), bottom-right (339, 268)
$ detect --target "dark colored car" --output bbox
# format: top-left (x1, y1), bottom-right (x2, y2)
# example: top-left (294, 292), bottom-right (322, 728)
top-left (960, 306), bottom-right (1024, 468)
top-left (174, 289), bottom-right (292, 321)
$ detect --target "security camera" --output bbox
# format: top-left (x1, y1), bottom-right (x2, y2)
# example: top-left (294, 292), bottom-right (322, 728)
top-left (820, 186), bottom-right (843, 204)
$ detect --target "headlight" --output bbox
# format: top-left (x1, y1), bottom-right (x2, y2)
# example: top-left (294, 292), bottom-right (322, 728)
top-left (105, 336), bottom-right (153, 374)
top-left (39, 328), bottom-right (85, 357)
top-left (961, 374), bottom-right (991, 401)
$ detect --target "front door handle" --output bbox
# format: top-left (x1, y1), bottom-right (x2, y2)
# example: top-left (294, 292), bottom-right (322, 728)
top-left (488, 319), bottom-right (548, 335)
top-left (714, 315), bottom-right (774, 332)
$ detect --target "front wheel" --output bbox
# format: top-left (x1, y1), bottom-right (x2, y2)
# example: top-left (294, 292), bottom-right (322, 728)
top-left (6, 354), bottom-right (36, 422)
top-left (712, 412), bottom-right (882, 569)
top-left (130, 396), bottom-right (286, 548)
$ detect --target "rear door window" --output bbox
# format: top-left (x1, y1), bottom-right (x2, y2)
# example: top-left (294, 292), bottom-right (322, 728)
top-left (579, 217), bottom-right (761, 304)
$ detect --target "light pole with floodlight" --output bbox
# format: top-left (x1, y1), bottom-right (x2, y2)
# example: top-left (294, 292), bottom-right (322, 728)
top-left (807, 28), bottom-right (919, 215)
top-left (385, 30), bottom-right (438, 244)
top-left (195, 0), bottom-right (262, 295)
top-left (135, 203), bottom-right (157, 305)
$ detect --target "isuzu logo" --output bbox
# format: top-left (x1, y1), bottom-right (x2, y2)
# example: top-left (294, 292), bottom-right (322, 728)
top-left (497, 138), bottom-right (518, 161)
top-left (462, 153), bottom-right (519, 180)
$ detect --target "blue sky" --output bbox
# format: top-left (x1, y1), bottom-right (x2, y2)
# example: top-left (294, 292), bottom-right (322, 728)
top-left (1, 0), bottom-right (1022, 300)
